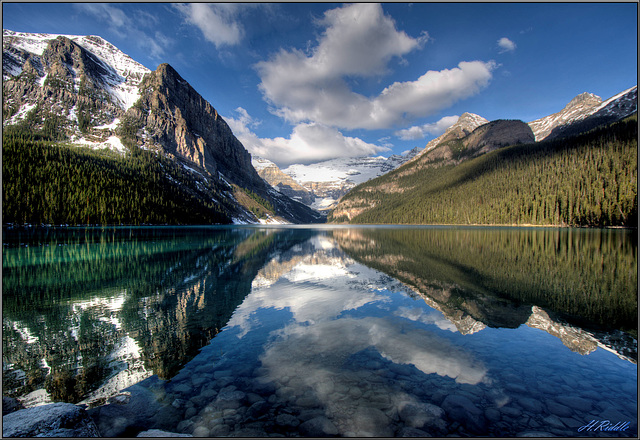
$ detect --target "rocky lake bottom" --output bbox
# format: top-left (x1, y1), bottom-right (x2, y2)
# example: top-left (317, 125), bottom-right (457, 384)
top-left (89, 326), bottom-right (637, 438)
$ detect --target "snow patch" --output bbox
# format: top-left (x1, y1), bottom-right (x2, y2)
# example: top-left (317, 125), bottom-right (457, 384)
top-left (6, 102), bottom-right (37, 125)
top-left (74, 135), bottom-right (127, 154)
top-left (182, 163), bottom-right (206, 178)
top-left (95, 118), bottom-right (120, 130)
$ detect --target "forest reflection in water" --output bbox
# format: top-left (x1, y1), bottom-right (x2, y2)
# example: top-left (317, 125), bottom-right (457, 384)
top-left (2, 225), bottom-right (637, 437)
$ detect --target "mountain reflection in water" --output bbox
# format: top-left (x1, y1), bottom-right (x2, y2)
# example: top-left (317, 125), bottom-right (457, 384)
top-left (2, 226), bottom-right (637, 437)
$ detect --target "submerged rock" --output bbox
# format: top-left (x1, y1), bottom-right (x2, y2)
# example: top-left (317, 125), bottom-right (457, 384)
top-left (2, 397), bottom-right (24, 416)
top-left (398, 401), bottom-right (445, 430)
top-left (351, 406), bottom-right (393, 436)
top-left (442, 394), bottom-right (486, 434)
top-left (137, 429), bottom-right (193, 437)
top-left (299, 416), bottom-right (339, 436)
top-left (2, 402), bottom-right (100, 437)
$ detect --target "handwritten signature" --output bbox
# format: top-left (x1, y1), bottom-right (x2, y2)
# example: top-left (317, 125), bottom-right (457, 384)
top-left (578, 420), bottom-right (631, 432)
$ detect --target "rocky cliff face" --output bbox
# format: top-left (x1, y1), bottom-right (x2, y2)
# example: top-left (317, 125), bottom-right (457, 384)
top-left (252, 157), bottom-right (316, 206)
top-left (122, 63), bottom-right (322, 223)
top-left (3, 34), bottom-right (131, 137)
top-left (124, 63), bottom-right (262, 189)
top-left (464, 120), bottom-right (535, 153)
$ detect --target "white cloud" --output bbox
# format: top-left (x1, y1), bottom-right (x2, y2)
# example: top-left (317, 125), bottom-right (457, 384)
top-left (312, 3), bottom-right (426, 78)
top-left (227, 108), bottom-right (388, 167)
top-left (497, 37), bottom-right (517, 53)
top-left (77, 3), bottom-right (128, 30)
top-left (75, 4), bottom-right (170, 59)
top-left (256, 3), bottom-right (494, 130)
top-left (395, 115), bottom-right (459, 140)
top-left (174, 3), bottom-right (247, 48)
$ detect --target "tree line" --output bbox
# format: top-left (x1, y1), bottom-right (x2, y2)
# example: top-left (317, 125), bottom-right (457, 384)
top-left (2, 128), bottom-right (234, 226)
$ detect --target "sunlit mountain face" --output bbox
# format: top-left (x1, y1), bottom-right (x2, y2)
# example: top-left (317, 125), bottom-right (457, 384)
top-left (3, 226), bottom-right (637, 437)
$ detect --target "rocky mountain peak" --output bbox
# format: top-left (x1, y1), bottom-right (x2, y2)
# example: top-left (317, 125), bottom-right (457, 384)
top-left (127, 62), bottom-right (260, 189)
top-left (457, 112), bottom-right (489, 127)
top-left (419, 119), bottom-right (534, 166)
top-left (413, 112), bottom-right (489, 160)
top-left (564, 92), bottom-right (602, 110)
top-left (43, 36), bottom-right (112, 89)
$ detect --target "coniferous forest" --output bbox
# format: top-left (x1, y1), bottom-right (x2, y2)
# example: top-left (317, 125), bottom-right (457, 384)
top-left (330, 115), bottom-right (638, 227)
top-left (2, 128), bottom-right (234, 226)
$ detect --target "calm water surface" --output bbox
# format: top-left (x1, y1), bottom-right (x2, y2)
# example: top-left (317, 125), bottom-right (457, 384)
top-left (2, 226), bottom-right (637, 437)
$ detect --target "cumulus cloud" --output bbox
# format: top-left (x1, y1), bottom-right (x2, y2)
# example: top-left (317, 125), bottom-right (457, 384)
top-left (256, 3), bottom-right (495, 130)
top-left (497, 37), bottom-right (517, 53)
top-left (173, 3), bottom-right (246, 48)
top-left (395, 115), bottom-right (459, 140)
top-left (226, 108), bottom-right (388, 167)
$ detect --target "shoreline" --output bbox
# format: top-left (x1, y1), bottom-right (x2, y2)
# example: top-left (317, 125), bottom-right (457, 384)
top-left (2, 222), bottom-right (637, 230)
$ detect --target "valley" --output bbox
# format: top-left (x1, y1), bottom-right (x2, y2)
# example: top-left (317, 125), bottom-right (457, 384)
top-left (2, 29), bottom-right (637, 228)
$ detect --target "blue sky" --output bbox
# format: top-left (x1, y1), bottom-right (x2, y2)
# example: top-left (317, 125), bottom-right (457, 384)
top-left (3, 2), bottom-right (638, 167)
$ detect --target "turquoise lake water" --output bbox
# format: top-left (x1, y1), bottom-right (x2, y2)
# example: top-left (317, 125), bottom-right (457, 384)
top-left (2, 226), bottom-right (637, 437)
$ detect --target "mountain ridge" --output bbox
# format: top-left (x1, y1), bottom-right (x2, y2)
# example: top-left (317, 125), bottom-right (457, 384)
top-left (528, 86), bottom-right (637, 141)
top-left (254, 148), bottom-right (422, 212)
top-left (2, 29), bottom-right (323, 225)
top-left (329, 114), bottom-right (637, 226)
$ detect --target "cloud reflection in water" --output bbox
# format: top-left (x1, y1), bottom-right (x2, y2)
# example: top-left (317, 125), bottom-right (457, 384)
top-left (223, 233), bottom-right (488, 435)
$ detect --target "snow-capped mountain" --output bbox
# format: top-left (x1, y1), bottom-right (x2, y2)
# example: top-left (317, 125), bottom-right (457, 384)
top-left (3, 29), bottom-right (149, 113)
top-left (258, 148), bottom-right (422, 211)
top-left (2, 29), bottom-right (322, 225)
top-left (528, 86), bottom-right (637, 141)
top-left (252, 156), bottom-right (316, 206)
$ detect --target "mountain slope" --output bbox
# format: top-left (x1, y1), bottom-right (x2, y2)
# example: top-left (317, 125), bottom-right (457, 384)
top-left (417, 119), bottom-right (534, 165)
top-left (255, 148), bottom-right (422, 212)
top-left (252, 157), bottom-right (316, 206)
top-left (2, 135), bottom-right (235, 226)
top-left (330, 115), bottom-right (637, 227)
top-left (528, 86), bottom-right (637, 141)
top-left (2, 30), bottom-right (323, 225)
top-left (409, 112), bottom-right (489, 163)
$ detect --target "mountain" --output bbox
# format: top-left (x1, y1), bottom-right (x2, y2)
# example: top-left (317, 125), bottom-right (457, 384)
top-left (329, 116), bottom-right (535, 222)
top-left (414, 119), bottom-right (534, 166)
top-left (329, 112), bottom-right (637, 226)
top-left (528, 86), bottom-right (637, 141)
top-left (409, 112), bottom-right (489, 163)
top-left (251, 157), bottom-right (316, 206)
top-left (2, 30), bottom-right (323, 225)
top-left (255, 148), bottom-right (422, 212)
top-left (329, 84), bottom-right (637, 226)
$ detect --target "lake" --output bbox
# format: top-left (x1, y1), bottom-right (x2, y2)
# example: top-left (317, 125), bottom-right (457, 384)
top-left (2, 225), bottom-right (637, 437)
